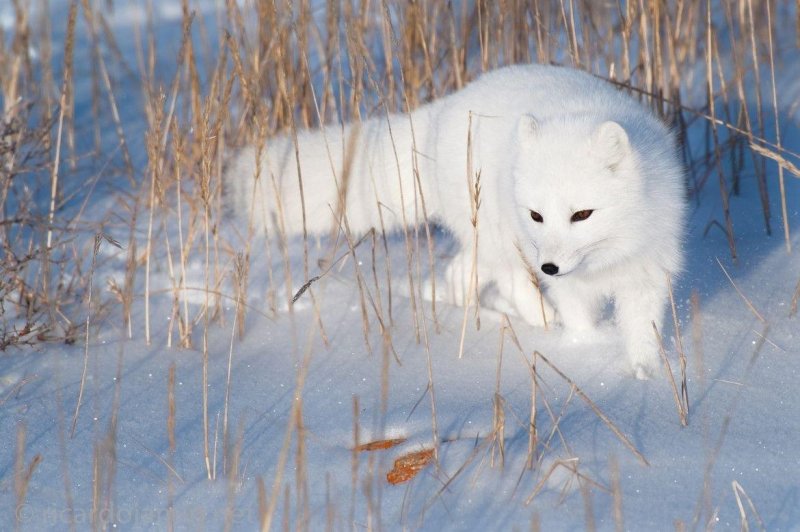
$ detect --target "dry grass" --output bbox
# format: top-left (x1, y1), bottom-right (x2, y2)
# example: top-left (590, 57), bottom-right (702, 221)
top-left (2, 0), bottom-right (795, 344)
top-left (1, 0), bottom-right (798, 528)
top-left (2, 2), bottom-right (795, 333)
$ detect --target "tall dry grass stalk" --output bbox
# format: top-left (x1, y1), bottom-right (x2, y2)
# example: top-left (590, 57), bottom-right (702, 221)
top-left (71, 233), bottom-right (119, 438)
top-left (42, 1), bottom-right (77, 331)
top-left (732, 480), bottom-right (766, 531)
top-left (14, 423), bottom-right (42, 532)
top-left (491, 324), bottom-right (506, 468)
top-left (610, 456), bottom-right (624, 532)
top-left (458, 111), bottom-right (482, 359)
top-left (667, 275), bottom-right (689, 420)
top-left (716, 257), bottom-right (767, 323)
top-left (653, 321), bottom-right (688, 426)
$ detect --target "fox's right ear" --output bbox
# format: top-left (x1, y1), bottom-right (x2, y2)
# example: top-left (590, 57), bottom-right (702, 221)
top-left (594, 121), bottom-right (630, 171)
top-left (516, 114), bottom-right (539, 146)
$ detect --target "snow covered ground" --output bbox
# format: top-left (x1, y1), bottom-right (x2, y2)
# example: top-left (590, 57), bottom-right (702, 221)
top-left (2, 1), bottom-right (800, 530)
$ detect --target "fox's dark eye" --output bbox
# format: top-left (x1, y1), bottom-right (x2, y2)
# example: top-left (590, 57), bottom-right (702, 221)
top-left (571, 209), bottom-right (594, 222)
top-left (530, 210), bottom-right (543, 223)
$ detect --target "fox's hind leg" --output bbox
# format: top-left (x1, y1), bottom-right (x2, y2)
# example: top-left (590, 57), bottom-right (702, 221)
top-left (422, 249), bottom-right (483, 307)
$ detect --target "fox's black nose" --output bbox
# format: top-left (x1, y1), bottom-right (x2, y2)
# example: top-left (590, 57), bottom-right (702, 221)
top-left (541, 263), bottom-right (559, 276)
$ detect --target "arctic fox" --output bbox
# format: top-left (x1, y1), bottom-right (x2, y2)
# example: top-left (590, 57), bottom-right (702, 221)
top-left (226, 64), bottom-right (686, 379)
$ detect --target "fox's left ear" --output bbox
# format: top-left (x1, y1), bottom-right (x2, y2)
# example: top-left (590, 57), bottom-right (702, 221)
top-left (594, 121), bottom-right (630, 171)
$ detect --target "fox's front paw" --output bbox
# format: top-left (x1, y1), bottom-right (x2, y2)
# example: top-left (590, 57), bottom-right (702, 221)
top-left (559, 315), bottom-right (598, 336)
top-left (526, 293), bottom-right (557, 327)
top-left (510, 287), bottom-right (556, 328)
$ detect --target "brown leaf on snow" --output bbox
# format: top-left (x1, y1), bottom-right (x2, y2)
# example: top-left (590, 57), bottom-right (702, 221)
top-left (353, 438), bottom-right (407, 452)
top-left (386, 448), bottom-right (435, 485)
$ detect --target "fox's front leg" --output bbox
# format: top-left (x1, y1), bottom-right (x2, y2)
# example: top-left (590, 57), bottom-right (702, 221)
top-left (494, 267), bottom-right (555, 327)
top-left (614, 275), bottom-right (668, 380)
top-left (545, 280), bottom-right (601, 334)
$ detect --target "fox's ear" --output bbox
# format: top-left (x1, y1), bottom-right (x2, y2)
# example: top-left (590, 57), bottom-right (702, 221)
top-left (594, 121), bottom-right (630, 171)
top-left (517, 114), bottom-right (539, 145)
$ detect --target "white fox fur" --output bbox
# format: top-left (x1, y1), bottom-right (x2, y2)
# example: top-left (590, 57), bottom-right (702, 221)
top-left (226, 64), bottom-right (686, 379)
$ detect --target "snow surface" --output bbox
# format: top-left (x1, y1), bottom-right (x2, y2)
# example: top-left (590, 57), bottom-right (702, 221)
top-left (2, 1), bottom-right (800, 530)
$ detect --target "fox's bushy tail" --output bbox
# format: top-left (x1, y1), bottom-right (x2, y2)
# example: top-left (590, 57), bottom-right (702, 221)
top-left (225, 113), bottom-right (435, 243)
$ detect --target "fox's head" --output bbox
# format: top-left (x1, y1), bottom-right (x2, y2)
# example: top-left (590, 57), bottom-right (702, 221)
top-left (512, 115), bottom-right (646, 278)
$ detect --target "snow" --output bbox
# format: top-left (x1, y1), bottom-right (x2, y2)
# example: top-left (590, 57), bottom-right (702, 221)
top-left (2, 1), bottom-right (800, 530)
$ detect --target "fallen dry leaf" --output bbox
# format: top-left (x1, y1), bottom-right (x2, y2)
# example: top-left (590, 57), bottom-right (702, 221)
top-left (386, 448), bottom-right (435, 485)
top-left (353, 438), bottom-right (407, 452)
